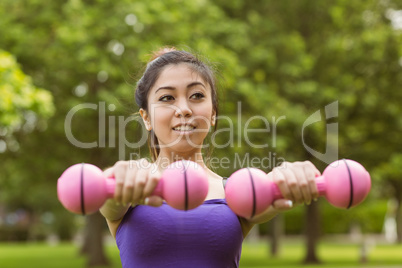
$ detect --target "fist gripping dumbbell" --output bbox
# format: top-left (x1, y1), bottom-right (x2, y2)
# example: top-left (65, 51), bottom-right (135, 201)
top-left (57, 160), bottom-right (209, 215)
top-left (225, 159), bottom-right (371, 218)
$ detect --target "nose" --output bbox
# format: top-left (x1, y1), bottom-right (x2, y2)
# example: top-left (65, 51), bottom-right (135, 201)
top-left (174, 99), bottom-right (192, 118)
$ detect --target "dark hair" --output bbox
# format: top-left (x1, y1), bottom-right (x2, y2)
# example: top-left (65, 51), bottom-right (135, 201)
top-left (135, 47), bottom-right (219, 163)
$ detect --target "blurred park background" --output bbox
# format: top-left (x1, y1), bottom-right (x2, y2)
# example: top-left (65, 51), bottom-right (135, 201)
top-left (1, 0), bottom-right (402, 267)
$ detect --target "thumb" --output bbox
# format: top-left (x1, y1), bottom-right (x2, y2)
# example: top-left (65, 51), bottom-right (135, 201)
top-left (272, 199), bottom-right (293, 212)
top-left (145, 196), bottom-right (163, 207)
top-left (103, 167), bottom-right (114, 178)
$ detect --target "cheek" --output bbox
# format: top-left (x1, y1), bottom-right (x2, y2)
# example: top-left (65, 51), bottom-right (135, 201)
top-left (194, 106), bottom-right (214, 127)
top-left (150, 106), bottom-right (174, 130)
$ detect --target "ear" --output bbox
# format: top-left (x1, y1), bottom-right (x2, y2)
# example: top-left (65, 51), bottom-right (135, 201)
top-left (139, 108), bottom-right (152, 131)
top-left (211, 110), bottom-right (217, 127)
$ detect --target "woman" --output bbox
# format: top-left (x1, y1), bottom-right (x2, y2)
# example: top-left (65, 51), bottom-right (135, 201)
top-left (100, 47), bottom-right (321, 267)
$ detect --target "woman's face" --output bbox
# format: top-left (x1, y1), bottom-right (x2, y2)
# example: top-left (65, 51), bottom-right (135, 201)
top-left (141, 63), bottom-right (216, 154)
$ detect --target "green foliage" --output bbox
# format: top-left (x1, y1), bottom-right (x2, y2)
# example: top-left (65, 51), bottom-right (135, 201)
top-left (321, 200), bottom-right (387, 234)
top-left (0, 49), bottom-right (54, 135)
top-left (282, 200), bottom-right (387, 235)
top-left (373, 154), bottom-right (402, 197)
top-left (0, 0), bottom-right (401, 241)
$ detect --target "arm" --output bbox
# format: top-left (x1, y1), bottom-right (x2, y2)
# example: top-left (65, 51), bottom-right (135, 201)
top-left (239, 199), bottom-right (293, 237)
top-left (246, 200), bottom-right (293, 224)
top-left (99, 160), bottom-right (163, 238)
top-left (99, 167), bottom-right (131, 238)
top-left (100, 198), bottom-right (130, 222)
top-left (100, 199), bottom-right (130, 238)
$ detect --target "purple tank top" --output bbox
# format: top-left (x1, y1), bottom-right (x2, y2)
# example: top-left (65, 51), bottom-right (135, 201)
top-left (116, 199), bottom-right (243, 268)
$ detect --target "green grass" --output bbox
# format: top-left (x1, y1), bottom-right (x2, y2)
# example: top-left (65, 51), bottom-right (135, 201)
top-left (0, 240), bottom-right (401, 268)
top-left (240, 241), bottom-right (402, 267)
top-left (0, 242), bottom-right (121, 268)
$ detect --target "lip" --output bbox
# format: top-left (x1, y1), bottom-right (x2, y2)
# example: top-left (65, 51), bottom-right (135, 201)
top-left (172, 123), bottom-right (196, 128)
top-left (172, 123), bottom-right (196, 132)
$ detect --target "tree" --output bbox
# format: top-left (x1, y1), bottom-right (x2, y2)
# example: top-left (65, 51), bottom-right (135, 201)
top-left (374, 154), bottom-right (402, 243)
top-left (216, 0), bottom-right (402, 263)
top-left (0, 0), bottom-right (244, 266)
top-left (0, 0), bottom-right (401, 266)
top-left (0, 49), bottom-right (54, 150)
top-left (0, 48), bottom-right (55, 226)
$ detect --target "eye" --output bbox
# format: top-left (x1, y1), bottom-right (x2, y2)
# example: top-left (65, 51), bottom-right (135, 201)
top-left (190, 92), bottom-right (205, 100)
top-left (159, 95), bottom-right (174, 102)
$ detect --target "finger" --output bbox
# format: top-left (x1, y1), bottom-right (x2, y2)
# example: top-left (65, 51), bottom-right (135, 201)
top-left (121, 163), bottom-right (138, 205)
top-left (113, 161), bottom-right (128, 204)
top-left (143, 164), bottom-right (162, 197)
top-left (103, 167), bottom-right (114, 178)
top-left (272, 167), bottom-right (292, 200)
top-left (292, 163), bottom-right (311, 205)
top-left (281, 166), bottom-right (303, 204)
top-left (145, 196), bottom-right (163, 207)
top-left (272, 199), bottom-right (293, 212)
top-left (132, 166), bottom-right (148, 204)
top-left (303, 161), bottom-right (320, 200)
top-left (298, 173), bottom-right (311, 205)
top-left (312, 162), bottom-right (322, 177)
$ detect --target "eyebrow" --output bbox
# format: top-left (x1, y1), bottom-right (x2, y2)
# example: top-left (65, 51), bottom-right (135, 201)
top-left (155, 82), bottom-right (206, 94)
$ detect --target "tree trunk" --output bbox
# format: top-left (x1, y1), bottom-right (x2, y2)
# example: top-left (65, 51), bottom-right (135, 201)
top-left (303, 201), bottom-right (321, 264)
top-left (269, 214), bottom-right (283, 257)
top-left (80, 212), bottom-right (110, 267)
top-left (396, 195), bottom-right (402, 244)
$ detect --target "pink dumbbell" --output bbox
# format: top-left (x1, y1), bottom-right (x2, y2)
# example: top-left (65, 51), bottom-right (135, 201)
top-left (57, 160), bottom-right (209, 215)
top-left (225, 159), bottom-right (371, 218)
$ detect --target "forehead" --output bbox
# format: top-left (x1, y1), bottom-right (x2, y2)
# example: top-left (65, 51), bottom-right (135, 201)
top-left (151, 63), bottom-right (208, 91)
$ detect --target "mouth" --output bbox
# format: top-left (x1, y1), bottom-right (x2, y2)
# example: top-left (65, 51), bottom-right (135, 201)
top-left (172, 124), bottom-right (196, 133)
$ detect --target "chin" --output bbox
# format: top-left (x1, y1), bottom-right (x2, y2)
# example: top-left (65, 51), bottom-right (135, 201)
top-left (173, 142), bottom-right (203, 152)
top-left (164, 140), bottom-right (204, 153)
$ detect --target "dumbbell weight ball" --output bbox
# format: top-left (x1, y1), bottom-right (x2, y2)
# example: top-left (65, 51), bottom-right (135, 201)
top-left (57, 160), bottom-right (209, 215)
top-left (225, 159), bottom-right (371, 218)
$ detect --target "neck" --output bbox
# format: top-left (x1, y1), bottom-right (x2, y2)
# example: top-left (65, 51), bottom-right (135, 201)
top-left (155, 148), bottom-right (206, 170)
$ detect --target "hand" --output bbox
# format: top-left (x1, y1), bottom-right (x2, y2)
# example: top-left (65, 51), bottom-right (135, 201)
top-left (267, 161), bottom-right (321, 211)
top-left (104, 158), bottom-right (163, 207)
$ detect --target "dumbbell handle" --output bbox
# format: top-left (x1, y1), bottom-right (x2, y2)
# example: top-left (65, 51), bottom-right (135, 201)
top-left (272, 176), bottom-right (327, 200)
top-left (102, 176), bottom-right (164, 199)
